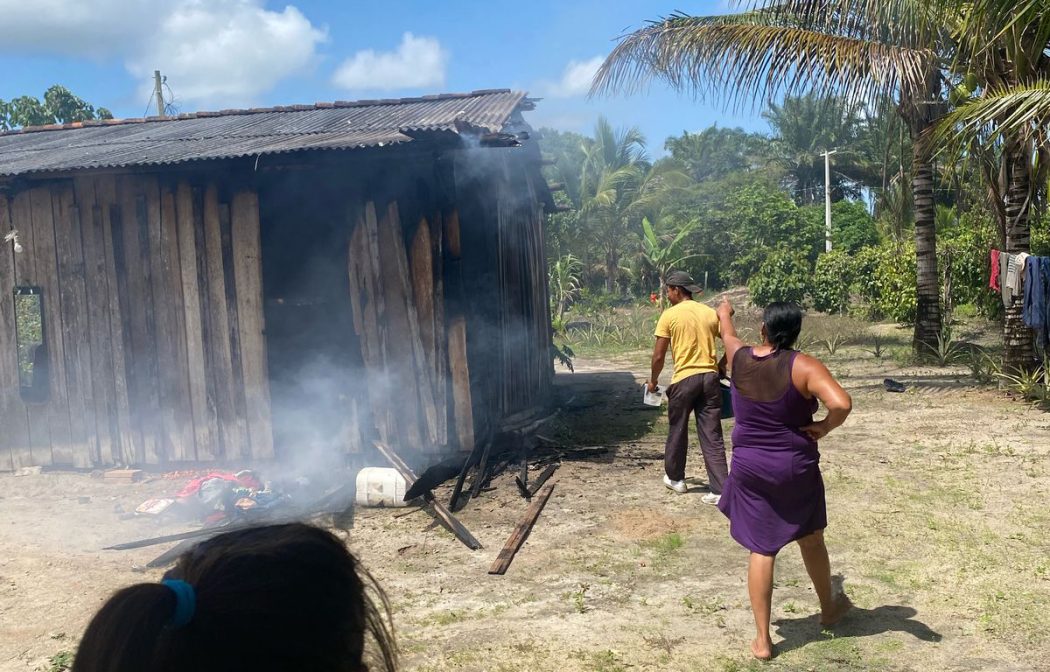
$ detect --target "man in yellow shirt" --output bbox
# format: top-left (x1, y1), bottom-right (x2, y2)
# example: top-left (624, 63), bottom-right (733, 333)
top-left (646, 271), bottom-right (728, 504)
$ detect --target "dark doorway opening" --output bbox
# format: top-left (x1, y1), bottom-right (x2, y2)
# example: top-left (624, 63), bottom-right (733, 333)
top-left (259, 172), bottom-right (363, 468)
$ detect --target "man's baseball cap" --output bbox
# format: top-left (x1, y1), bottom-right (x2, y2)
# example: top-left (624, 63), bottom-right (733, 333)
top-left (664, 270), bottom-right (702, 294)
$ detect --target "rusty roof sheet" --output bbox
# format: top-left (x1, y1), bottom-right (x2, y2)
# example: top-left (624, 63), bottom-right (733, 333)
top-left (0, 90), bottom-right (530, 177)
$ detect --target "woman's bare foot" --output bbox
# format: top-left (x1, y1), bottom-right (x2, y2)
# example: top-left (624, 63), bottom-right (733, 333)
top-left (751, 637), bottom-right (773, 660)
top-left (819, 593), bottom-right (853, 627)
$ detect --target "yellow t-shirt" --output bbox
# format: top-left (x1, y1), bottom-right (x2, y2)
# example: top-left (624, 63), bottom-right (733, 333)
top-left (654, 300), bottom-right (720, 384)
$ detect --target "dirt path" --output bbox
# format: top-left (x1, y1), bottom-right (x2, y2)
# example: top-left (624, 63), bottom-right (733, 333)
top-left (2, 339), bottom-right (1049, 671)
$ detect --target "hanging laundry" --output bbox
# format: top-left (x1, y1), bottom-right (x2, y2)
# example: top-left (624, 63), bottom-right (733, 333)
top-left (1012, 252), bottom-right (1030, 298)
top-left (1042, 259), bottom-right (1050, 352)
top-left (1024, 257), bottom-right (1048, 348)
top-left (1002, 253), bottom-right (1015, 307)
top-left (990, 249), bottom-right (1002, 291)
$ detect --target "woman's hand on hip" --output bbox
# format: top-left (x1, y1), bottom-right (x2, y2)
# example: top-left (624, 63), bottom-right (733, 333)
top-left (800, 419), bottom-right (830, 441)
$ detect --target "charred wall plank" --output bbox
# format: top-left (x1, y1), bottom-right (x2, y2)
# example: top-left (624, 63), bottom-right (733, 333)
top-left (0, 195), bottom-right (30, 470)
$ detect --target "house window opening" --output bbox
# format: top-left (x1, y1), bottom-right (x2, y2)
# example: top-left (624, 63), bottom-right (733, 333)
top-left (14, 287), bottom-right (48, 403)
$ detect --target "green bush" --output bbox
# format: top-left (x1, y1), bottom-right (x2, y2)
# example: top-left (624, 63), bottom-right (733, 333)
top-left (811, 249), bottom-right (856, 314)
top-left (850, 245), bottom-right (882, 317)
top-left (940, 209), bottom-right (1001, 320)
top-left (874, 242), bottom-right (918, 325)
top-left (748, 248), bottom-right (812, 307)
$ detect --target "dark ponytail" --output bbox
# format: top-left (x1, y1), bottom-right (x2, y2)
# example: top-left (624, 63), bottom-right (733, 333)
top-left (763, 302), bottom-right (803, 350)
top-left (74, 584), bottom-right (179, 672)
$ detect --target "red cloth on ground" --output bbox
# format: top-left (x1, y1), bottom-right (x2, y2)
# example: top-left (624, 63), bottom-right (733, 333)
top-left (176, 471), bottom-right (260, 499)
top-left (990, 249), bottom-right (1002, 291)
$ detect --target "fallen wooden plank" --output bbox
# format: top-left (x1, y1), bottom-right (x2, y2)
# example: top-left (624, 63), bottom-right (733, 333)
top-left (104, 468), bottom-right (143, 482)
top-left (104, 523), bottom-right (237, 550)
top-left (489, 482), bottom-right (555, 575)
top-left (146, 536), bottom-right (198, 568)
top-left (374, 441), bottom-right (482, 550)
top-left (529, 462), bottom-right (559, 497)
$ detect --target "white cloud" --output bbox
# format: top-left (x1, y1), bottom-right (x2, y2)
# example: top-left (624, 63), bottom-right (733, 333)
top-left (332, 32), bottom-right (447, 91)
top-left (0, 0), bottom-right (161, 57)
top-left (543, 56), bottom-right (605, 98)
top-left (0, 0), bottom-right (327, 108)
top-left (127, 1), bottom-right (327, 107)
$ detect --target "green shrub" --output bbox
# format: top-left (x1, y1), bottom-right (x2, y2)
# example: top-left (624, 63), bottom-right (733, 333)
top-left (874, 242), bottom-right (918, 325)
top-left (748, 248), bottom-right (812, 307)
top-left (940, 210), bottom-right (1001, 320)
top-left (850, 246), bottom-right (881, 314)
top-left (811, 249), bottom-right (856, 314)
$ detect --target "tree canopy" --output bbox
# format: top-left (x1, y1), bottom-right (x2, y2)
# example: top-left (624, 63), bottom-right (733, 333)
top-left (0, 85), bottom-right (112, 131)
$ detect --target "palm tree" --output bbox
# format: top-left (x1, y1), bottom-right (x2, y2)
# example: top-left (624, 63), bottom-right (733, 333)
top-left (578, 118), bottom-right (648, 293)
top-left (764, 94), bottom-right (864, 204)
top-left (591, 2), bottom-right (948, 351)
top-left (933, 0), bottom-right (1050, 371)
top-left (579, 118), bottom-right (694, 293)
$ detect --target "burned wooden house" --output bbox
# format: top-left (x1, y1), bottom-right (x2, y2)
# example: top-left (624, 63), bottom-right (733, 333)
top-left (0, 90), bottom-right (553, 472)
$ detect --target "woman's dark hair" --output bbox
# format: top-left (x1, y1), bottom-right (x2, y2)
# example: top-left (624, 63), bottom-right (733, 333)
top-left (74, 523), bottom-right (397, 672)
top-left (763, 302), bottom-right (803, 350)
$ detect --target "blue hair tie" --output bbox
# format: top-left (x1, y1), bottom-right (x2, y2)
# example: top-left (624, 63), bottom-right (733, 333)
top-left (161, 579), bottom-right (196, 628)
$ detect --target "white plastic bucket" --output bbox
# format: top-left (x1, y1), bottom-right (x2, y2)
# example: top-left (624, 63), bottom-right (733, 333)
top-left (355, 467), bottom-right (409, 507)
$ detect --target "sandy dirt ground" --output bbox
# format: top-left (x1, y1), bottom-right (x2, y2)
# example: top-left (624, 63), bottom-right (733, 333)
top-left (2, 321), bottom-right (1049, 672)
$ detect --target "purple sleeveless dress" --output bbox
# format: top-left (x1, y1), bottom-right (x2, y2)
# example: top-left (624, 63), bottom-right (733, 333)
top-left (716, 348), bottom-right (826, 555)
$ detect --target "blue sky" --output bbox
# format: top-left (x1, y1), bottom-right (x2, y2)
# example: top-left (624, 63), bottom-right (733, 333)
top-left (0, 0), bottom-right (766, 153)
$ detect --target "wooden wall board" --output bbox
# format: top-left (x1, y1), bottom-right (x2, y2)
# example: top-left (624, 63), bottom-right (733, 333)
top-left (230, 191), bottom-right (274, 460)
top-left (0, 195), bottom-right (31, 470)
top-left (51, 182), bottom-right (96, 467)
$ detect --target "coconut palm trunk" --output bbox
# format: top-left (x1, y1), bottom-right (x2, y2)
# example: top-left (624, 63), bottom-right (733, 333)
top-left (1002, 143), bottom-right (1034, 373)
top-left (912, 148), bottom-right (941, 350)
top-left (605, 248), bottom-right (619, 294)
top-left (906, 72), bottom-right (944, 353)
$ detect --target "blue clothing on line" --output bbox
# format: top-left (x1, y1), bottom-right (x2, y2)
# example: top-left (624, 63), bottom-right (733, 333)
top-left (1023, 256), bottom-right (1049, 348)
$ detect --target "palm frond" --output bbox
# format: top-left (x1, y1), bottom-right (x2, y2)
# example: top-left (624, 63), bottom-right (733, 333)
top-left (932, 79), bottom-right (1050, 150)
top-left (591, 14), bottom-right (934, 111)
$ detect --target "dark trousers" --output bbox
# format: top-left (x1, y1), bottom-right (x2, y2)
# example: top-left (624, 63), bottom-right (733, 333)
top-left (664, 372), bottom-right (728, 493)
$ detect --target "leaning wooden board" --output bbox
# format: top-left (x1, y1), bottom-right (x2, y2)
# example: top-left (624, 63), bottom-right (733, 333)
top-left (373, 441), bottom-right (482, 550)
top-left (489, 482), bottom-right (555, 575)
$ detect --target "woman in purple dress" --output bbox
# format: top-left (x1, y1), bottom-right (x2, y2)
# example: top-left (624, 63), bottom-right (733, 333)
top-left (716, 300), bottom-right (853, 660)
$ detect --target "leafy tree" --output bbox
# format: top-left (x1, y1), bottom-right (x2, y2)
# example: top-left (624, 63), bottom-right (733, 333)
top-left (549, 254), bottom-right (584, 330)
top-left (811, 250), bottom-right (857, 313)
top-left (636, 216), bottom-right (700, 302)
top-left (748, 248), bottom-right (812, 307)
top-left (664, 126), bottom-right (772, 182)
top-left (722, 182), bottom-right (823, 284)
top-left (0, 85), bottom-right (112, 131)
top-left (800, 200), bottom-right (879, 253)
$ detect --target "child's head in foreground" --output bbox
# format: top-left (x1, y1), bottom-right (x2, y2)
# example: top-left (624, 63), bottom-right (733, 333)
top-left (74, 523), bottom-right (396, 672)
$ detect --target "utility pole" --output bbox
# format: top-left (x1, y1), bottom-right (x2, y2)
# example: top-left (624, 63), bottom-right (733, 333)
top-left (154, 70), bottom-right (166, 118)
top-left (821, 149), bottom-right (838, 252)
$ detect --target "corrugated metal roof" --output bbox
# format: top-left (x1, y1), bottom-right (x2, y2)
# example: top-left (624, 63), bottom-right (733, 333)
top-left (0, 90), bottom-right (530, 177)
